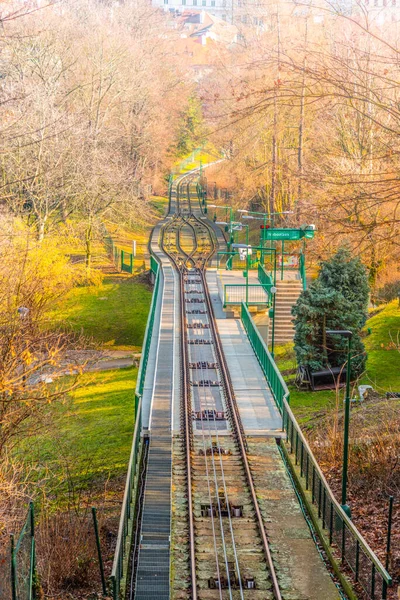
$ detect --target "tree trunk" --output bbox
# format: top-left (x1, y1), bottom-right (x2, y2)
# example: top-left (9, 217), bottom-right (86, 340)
top-left (85, 220), bottom-right (93, 271)
top-left (37, 216), bottom-right (47, 243)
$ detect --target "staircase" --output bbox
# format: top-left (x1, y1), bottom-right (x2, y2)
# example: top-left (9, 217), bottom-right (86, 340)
top-left (273, 279), bottom-right (303, 344)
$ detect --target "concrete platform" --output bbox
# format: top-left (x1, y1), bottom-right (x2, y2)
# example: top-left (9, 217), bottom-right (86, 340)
top-left (206, 269), bottom-right (283, 437)
top-left (215, 268), bottom-right (269, 306)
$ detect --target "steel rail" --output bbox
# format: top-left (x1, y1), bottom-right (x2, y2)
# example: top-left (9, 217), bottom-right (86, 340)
top-left (163, 172), bottom-right (282, 600)
top-left (200, 263), bottom-right (283, 600)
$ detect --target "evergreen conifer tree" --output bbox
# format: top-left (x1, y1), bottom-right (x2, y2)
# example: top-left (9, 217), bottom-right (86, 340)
top-left (292, 247), bottom-right (369, 377)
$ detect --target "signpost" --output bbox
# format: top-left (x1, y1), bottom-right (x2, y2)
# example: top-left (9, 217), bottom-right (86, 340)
top-left (261, 227), bottom-right (315, 241)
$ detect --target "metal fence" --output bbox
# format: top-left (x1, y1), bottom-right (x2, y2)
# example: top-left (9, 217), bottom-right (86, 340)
top-left (240, 302), bottom-right (392, 599)
top-left (241, 302), bottom-right (287, 411)
top-left (104, 232), bottom-right (134, 274)
top-left (258, 263), bottom-right (273, 292)
top-left (10, 502), bottom-right (36, 600)
top-left (224, 284), bottom-right (270, 307)
top-left (110, 257), bottom-right (161, 599)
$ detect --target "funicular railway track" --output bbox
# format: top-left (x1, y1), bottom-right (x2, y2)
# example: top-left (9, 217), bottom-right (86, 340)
top-left (161, 176), bottom-right (282, 600)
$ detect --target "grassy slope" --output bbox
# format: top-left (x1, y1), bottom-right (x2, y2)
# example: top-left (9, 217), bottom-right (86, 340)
top-left (18, 368), bottom-right (136, 503)
top-left (276, 301), bottom-right (400, 423)
top-left (50, 277), bottom-right (152, 351)
top-left (22, 195), bottom-right (169, 504)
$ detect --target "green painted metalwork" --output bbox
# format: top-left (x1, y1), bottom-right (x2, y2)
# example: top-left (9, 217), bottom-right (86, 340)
top-left (240, 303), bottom-right (288, 411)
top-left (224, 284), bottom-right (270, 307)
top-left (150, 255), bottom-right (159, 276)
top-left (258, 263), bottom-right (273, 292)
top-left (240, 302), bottom-right (392, 599)
top-left (299, 253), bottom-right (307, 290)
top-left (121, 250), bottom-right (134, 274)
top-left (10, 502), bottom-right (36, 600)
top-left (262, 227), bottom-right (315, 241)
top-left (104, 230), bottom-right (134, 274)
top-left (110, 257), bottom-right (161, 599)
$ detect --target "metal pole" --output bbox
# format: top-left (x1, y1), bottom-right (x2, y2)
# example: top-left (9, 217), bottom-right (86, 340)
top-left (92, 507), bottom-right (107, 595)
top-left (341, 335), bottom-right (352, 517)
top-left (271, 291), bottom-right (276, 359)
top-left (11, 534), bottom-right (17, 600)
top-left (246, 225), bottom-right (249, 305)
top-left (281, 240), bottom-right (284, 280)
top-left (385, 496), bottom-right (394, 571)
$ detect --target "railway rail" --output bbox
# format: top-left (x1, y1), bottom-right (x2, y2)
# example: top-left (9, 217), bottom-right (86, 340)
top-left (161, 175), bottom-right (282, 600)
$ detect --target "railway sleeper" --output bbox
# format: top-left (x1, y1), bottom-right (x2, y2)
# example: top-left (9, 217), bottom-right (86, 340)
top-left (193, 409), bottom-right (225, 420)
top-left (198, 442), bottom-right (231, 456)
top-left (200, 500), bottom-right (243, 518)
top-left (186, 309), bottom-right (207, 314)
top-left (208, 572), bottom-right (255, 590)
top-left (188, 338), bottom-right (212, 344)
top-left (191, 380), bottom-right (220, 387)
top-left (189, 361), bottom-right (217, 369)
top-left (187, 322), bottom-right (210, 329)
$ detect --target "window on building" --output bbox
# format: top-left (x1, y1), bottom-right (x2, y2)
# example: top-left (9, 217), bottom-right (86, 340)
top-left (193, 0), bottom-right (197, 5)
top-left (202, 0), bottom-right (206, 5)
top-left (222, 13), bottom-right (227, 19)
top-left (211, 0), bottom-right (215, 5)
top-left (182, 0), bottom-right (186, 4)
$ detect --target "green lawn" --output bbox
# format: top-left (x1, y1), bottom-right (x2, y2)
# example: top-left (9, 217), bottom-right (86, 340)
top-left (17, 368), bottom-right (137, 505)
top-left (50, 276), bottom-right (152, 351)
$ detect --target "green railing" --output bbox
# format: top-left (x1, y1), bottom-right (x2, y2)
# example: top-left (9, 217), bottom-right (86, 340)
top-left (150, 255), bottom-right (158, 276)
top-left (258, 263), bottom-right (273, 292)
top-left (121, 250), bottom-right (133, 274)
top-left (10, 502), bottom-right (36, 600)
top-left (299, 253), bottom-right (307, 290)
top-left (241, 302), bottom-right (288, 411)
top-left (104, 231), bottom-right (134, 274)
top-left (224, 284), bottom-right (270, 307)
top-left (110, 257), bottom-right (161, 599)
top-left (240, 302), bottom-right (392, 599)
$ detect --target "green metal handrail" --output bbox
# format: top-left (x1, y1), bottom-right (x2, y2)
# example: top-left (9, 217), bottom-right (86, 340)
top-left (224, 284), bottom-right (270, 307)
top-left (241, 303), bottom-right (288, 411)
top-left (110, 257), bottom-right (160, 599)
top-left (150, 255), bottom-right (158, 276)
top-left (299, 253), bottom-right (307, 290)
top-left (240, 302), bottom-right (392, 599)
top-left (258, 263), bottom-right (273, 292)
top-left (103, 227), bottom-right (134, 274)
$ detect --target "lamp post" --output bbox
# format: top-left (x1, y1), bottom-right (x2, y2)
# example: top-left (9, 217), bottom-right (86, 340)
top-left (326, 329), bottom-right (353, 518)
top-left (270, 286), bottom-right (277, 358)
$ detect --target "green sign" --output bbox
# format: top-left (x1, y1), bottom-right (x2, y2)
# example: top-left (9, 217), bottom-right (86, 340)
top-left (262, 228), bottom-right (315, 241)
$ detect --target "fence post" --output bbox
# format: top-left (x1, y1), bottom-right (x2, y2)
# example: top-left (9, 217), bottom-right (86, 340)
top-left (385, 496), bottom-right (394, 572)
top-left (92, 507), bottom-right (107, 596)
top-left (11, 534), bottom-right (17, 600)
top-left (121, 250), bottom-right (124, 272)
top-left (129, 253), bottom-right (133, 274)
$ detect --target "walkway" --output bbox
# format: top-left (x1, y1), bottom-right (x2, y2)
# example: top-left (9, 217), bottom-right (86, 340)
top-left (133, 220), bottom-right (179, 600)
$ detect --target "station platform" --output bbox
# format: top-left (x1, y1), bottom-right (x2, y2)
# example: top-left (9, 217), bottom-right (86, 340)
top-left (214, 268), bottom-right (269, 307)
top-left (206, 269), bottom-right (282, 437)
